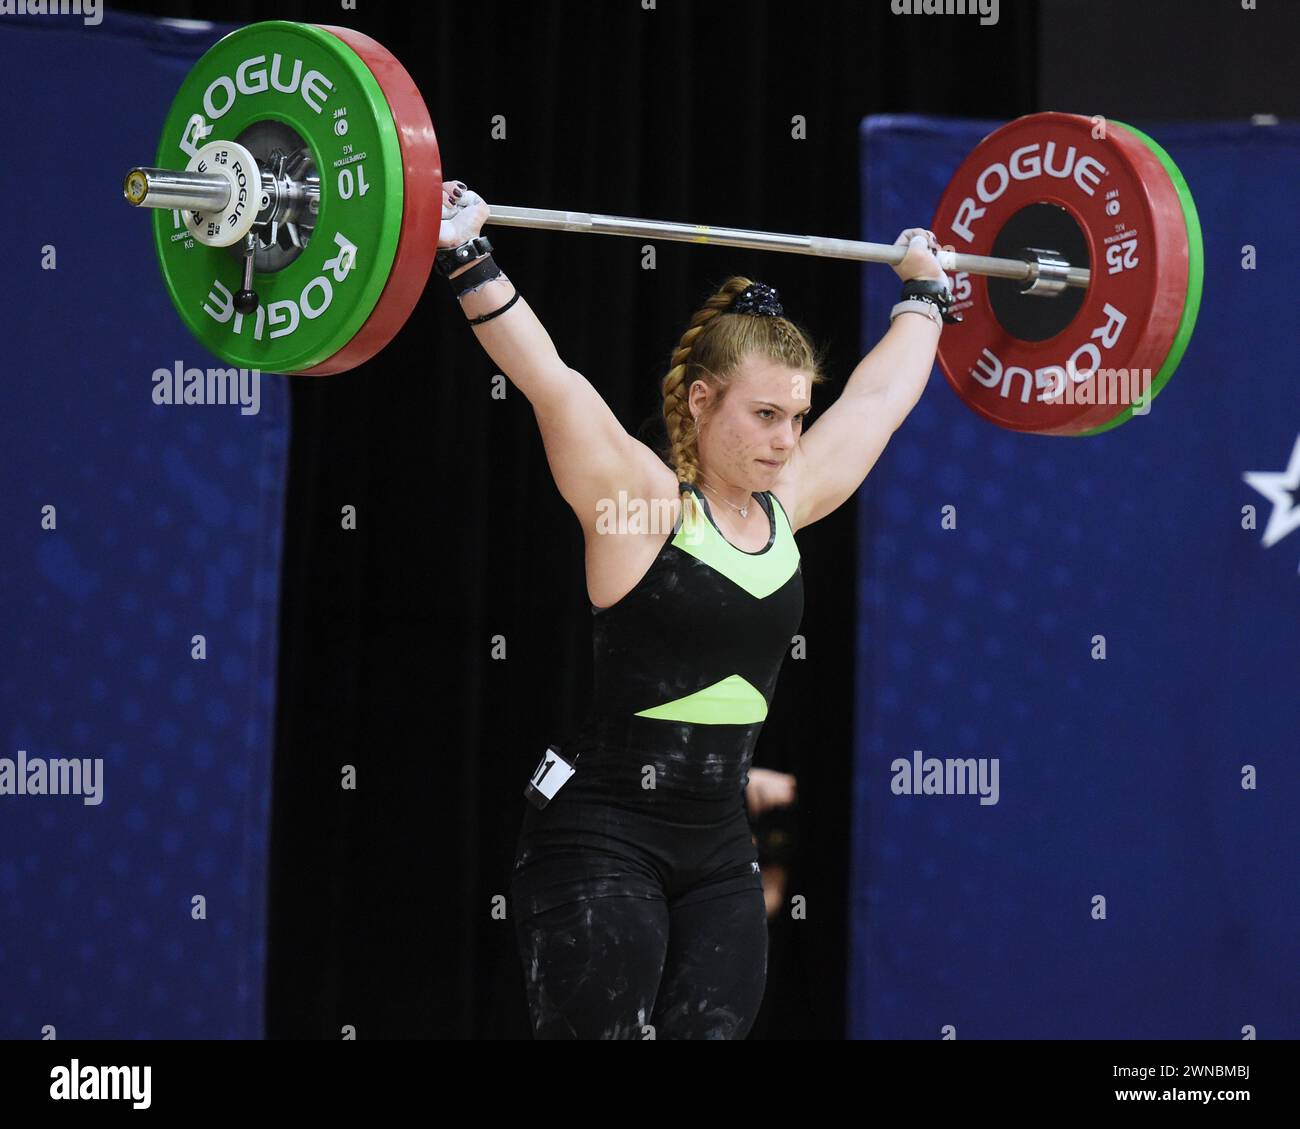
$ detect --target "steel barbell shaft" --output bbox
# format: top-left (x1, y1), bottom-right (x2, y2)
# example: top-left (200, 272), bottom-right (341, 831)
top-left (486, 205), bottom-right (1092, 288)
top-left (123, 164), bottom-right (1092, 288)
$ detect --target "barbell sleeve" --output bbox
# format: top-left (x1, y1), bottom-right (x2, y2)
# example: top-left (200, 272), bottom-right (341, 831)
top-left (485, 205), bottom-right (1092, 289)
top-left (123, 166), bottom-right (232, 212)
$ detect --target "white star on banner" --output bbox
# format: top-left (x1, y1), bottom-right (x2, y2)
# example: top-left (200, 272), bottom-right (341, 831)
top-left (1242, 435), bottom-right (1300, 570)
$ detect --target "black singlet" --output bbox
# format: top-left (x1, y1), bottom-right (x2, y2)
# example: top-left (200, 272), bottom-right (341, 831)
top-left (563, 481), bottom-right (804, 807)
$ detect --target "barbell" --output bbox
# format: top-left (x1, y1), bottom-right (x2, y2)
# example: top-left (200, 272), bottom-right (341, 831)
top-left (123, 20), bottom-right (1202, 436)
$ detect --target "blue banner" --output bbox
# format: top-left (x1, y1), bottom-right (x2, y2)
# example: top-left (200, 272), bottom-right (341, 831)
top-left (852, 115), bottom-right (1300, 1039)
top-left (1, 11), bottom-right (286, 1039)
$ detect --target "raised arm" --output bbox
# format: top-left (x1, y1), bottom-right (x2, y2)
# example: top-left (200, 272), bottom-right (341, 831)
top-left (441, 181), bottom-right (657, 527)
top-left (782, 227), bottom-right (950, 531)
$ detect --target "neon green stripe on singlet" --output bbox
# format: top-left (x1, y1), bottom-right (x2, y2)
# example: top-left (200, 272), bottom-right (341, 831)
top-left (634, 673), bottom-right (769, 724)
top-left (671, 489), bottom-right (799, 598)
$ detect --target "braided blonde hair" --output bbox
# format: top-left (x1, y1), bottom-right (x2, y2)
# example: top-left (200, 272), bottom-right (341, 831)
top-left (659, 277), bottom-right (828, 496)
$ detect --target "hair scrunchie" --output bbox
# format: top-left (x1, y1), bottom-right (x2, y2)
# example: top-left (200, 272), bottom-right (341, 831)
top-left (728, 282), bottom-right (784, 318)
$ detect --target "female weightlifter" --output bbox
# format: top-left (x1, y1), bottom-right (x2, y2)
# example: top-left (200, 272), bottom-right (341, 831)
top-left (436, 179), bottom-right (950, 1039)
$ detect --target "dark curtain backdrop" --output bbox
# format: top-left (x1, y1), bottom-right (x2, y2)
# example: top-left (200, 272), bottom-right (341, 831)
top-left (111, 0), bottom-right (1041, 1038)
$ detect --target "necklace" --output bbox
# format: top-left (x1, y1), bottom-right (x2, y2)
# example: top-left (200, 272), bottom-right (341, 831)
top-left (695, 475), bottom-right (751, 519)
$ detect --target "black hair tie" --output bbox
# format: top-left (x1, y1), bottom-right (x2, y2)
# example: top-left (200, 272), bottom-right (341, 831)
top-left (729, 282), bottom-right (784, 318)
